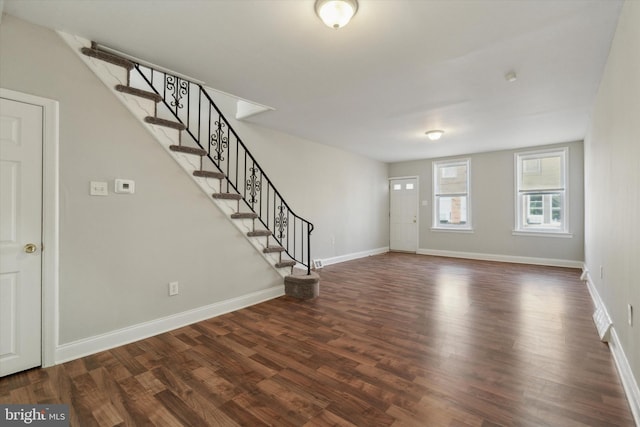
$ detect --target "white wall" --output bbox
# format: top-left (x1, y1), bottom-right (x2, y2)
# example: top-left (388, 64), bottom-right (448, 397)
top-left (584, 0), bottom-right (639, 398)
top-left (389, 141), bottom-right (584, 264)
top-left (0, 15), bottom-right (389, 348)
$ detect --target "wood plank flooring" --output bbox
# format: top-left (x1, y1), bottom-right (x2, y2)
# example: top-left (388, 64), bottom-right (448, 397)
top-left (1, 253), bottom-right (635, 426)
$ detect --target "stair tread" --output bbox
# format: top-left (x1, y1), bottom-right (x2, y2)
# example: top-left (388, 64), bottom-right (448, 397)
top-left (212, 193), bottom-right (242, 200)
top-left (263, 246), bottom-right (285, 253)
top-left (144, 116), bottom-right (186, 130)
top-left (169, 145), bottom-right (207, 156)
top-left (115, 85), bottom-right (162, 102)
top-left (193, 170), bottom-right (225, 179)
top-left (248, 230), bottom-right (272, 237)
top-left (81, 47), bottom-right (134, 70)
top-left (276, 260), bottom-right (297, 268)
top-left (231, 212), bottom-right (259, 219)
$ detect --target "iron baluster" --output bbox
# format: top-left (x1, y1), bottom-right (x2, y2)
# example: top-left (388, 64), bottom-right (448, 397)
top-left (246, 166), bottom-right (261, 205)
top-left (275, 203), bottom-right (287, 240)
top-left (211, 119), bottom-right (227, 164)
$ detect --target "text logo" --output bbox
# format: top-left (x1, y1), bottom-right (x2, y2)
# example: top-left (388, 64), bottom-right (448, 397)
top-left (1, 405), bottom-right (69, 426)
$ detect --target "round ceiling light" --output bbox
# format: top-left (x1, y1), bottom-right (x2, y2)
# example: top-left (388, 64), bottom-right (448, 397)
top-left (315, 0), bottom-right (358, 29)
top-left (425, 130), bottom-right (445, 141)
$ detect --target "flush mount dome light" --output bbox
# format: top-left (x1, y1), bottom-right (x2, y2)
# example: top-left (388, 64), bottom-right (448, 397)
top-left (425, 130), bottom-right (444, 141)
top-left (315, 0), bottom-right (358, 29)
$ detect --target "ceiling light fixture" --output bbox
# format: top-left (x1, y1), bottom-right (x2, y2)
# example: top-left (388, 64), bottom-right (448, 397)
top-left (425, 130), bottom-right (444, 141)
top-left (315, 0), bottom-right (358, 29)
top-left (505, 71), bottom-right (517, 82)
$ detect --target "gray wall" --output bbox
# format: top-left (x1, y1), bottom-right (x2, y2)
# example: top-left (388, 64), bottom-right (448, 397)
top-left (389, 141), bottom-right (584, 262)
top-left (584, 0), bottom-right (639, 392)
top-left (0, 15), bottom-right (389, 345)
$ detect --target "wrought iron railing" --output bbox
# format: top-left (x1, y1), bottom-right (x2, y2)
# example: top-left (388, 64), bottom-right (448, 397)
top-left (128, 61), bottom-right (314, 274)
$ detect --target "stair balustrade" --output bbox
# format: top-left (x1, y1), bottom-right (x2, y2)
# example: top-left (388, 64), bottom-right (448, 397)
top-left (85, 44), bottom-right (314, 275)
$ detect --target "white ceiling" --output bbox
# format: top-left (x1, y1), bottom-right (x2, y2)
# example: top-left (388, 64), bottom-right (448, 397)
top-left (4, 0), bottom-right (622, 163)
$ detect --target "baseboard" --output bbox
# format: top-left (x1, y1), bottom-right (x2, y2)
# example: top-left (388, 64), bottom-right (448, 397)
top-left (609, 328), bottom-right (640, 425)
top-left (416, 248), bottom-right (583, 269)
top-left (320, 247), bottom-right (389, 266)
top-left (583, 268), bottom-right (640, 425)
top-left (54, 285), bottom-right (284, 364)
top-left (583, 268), bottom-right (605, 309)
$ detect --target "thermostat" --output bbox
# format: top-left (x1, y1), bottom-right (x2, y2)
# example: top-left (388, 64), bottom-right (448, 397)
top-left (115, 179), bottom-right (135, 194)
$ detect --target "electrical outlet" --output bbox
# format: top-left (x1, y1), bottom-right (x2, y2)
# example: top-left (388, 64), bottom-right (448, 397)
top-left (629, 304), bottom-right (633, 326)
top-left (169, 281), bottom-right (179, 296)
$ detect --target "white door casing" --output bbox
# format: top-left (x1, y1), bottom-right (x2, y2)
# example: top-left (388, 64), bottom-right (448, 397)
top-left (0, 97), bottom-right (43, 376)
top-left (390, 177), bottom-right (418, 252)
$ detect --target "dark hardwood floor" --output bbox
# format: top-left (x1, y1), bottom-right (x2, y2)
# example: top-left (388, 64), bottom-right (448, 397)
top-left (1, 253), bottom-right (634, 426)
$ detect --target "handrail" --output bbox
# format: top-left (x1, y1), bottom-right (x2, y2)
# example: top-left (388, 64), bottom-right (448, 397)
top-left (112, 55), bottom-right (313, 274)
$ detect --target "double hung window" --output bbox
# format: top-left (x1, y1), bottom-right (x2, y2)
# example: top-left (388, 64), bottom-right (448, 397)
top-left (433, 159), bottom-right (471, 230)
top-left (515, 148), bottom-right (568, 234)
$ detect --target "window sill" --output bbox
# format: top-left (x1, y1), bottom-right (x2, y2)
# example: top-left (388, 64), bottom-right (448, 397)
top-left (431, 227), bottom-right (474, 234)
top-left (512, 230), bottom-right (573, 238)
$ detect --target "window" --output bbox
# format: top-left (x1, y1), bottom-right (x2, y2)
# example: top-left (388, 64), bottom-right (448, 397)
top-left (515, 148), bottom-right (568, 234)
top-left (433, 159), bottom-right (471, 230)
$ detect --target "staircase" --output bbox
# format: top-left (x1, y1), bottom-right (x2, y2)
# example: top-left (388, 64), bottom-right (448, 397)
top-left (66, 35), bottom-right (319, 298)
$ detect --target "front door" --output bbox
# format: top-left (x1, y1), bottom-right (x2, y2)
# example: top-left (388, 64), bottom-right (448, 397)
top-left (389, 178), bottom-right (418, 252)
top-left (0, 97), bottom-right (43, 376)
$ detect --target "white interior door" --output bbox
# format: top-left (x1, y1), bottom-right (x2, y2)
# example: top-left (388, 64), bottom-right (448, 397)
top-left (0, 97), bottom-right (43, 376)
top-left (390, 178), bottom-right (418, 252)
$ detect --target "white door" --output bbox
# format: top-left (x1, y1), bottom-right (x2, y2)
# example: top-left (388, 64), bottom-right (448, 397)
top-left (0, 97), bottom-right (43, 376)
top-left (390, 178), bottom-right (418, 252)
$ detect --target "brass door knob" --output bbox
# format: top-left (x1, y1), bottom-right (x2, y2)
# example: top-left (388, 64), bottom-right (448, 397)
top-left (24, 243), bottom-right (37, 254)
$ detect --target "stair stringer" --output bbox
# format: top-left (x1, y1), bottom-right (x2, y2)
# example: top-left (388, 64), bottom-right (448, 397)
top-left (59, 32), bottom-right (296, 277)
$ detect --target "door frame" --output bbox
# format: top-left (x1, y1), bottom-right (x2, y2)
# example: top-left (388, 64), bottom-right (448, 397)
top-left (388, 175), bottom-right (420, 252)
top-left (1, 88), bottom-right (59, 368)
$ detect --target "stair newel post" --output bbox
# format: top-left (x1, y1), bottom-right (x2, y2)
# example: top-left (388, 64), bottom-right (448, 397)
top-left (197, 88), bottom-right (202, 149)
top-left (307, 224), bottom-right (312, 275)
top-left (234, 133), bottom-right (239, 199)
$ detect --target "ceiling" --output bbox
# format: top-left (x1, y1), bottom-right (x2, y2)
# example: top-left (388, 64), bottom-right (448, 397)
top-left (3, 0), bottom-right (622, 163)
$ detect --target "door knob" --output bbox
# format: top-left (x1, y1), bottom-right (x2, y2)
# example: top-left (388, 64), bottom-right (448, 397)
top-left (24, 243), bottom-right (37, 254)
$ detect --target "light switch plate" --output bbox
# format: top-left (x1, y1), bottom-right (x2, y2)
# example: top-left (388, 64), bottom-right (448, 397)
top-left (90, 181), bottom-right (108, 196)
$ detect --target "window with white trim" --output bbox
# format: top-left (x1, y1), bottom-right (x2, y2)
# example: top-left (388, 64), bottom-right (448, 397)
top-left (433, 158), bottom-right (471, 230)
top-left (515, 148), bottom-right (568, 233)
